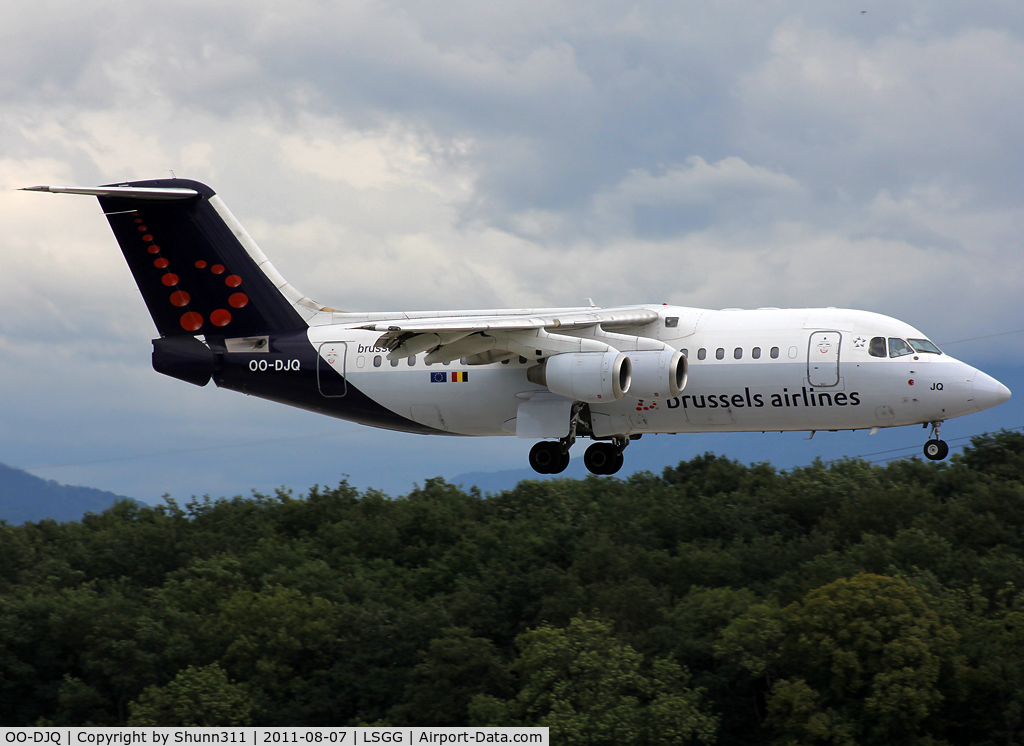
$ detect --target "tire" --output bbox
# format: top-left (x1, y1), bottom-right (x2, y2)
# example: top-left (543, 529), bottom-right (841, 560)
top-left (549, 450), bottom-right (571, 474)
top-left (584, 443), bottom-right (619, 475)
top-left (529, 442), bottom-right (561, 473)
top-left (923, 439), bottom-right (949, 461)
top-left (607, 452), bottom-right (624, 475)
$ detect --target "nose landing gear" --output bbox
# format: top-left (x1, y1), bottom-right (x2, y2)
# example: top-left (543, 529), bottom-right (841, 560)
top-left (923, 421), bottom-right (949, 461)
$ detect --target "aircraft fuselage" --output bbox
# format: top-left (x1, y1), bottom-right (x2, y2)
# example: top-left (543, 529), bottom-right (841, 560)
top-left (210, 306), bottom-right (1003, 439)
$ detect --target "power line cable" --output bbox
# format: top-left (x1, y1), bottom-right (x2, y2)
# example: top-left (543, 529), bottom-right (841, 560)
top-left (794, 425), bottom-right (1024, 469)
top-left (938, 329), bottom-right (1024, 346)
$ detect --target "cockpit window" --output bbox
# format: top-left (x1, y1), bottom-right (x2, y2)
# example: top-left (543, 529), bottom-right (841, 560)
top-left (907, 338), bottom-right (943, 355)
top-left (888, 338), bottom-right (915, 358)
top-left (869, 337), bottom-right (887, 358)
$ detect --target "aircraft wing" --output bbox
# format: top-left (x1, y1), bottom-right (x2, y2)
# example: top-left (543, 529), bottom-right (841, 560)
top-left (363, 307), bottom-right (658, 335)
top-left (360, 307), bottom-right (662, 364)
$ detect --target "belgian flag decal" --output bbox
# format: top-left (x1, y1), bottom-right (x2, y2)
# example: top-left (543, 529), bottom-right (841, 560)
top-left (451, 371), bottom-right (469, 383)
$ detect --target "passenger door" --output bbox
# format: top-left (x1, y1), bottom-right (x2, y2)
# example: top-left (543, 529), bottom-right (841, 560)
top-left (317, 342), bottom-right (348, 397)
top-left (807, 331), bottom-right (841, 387)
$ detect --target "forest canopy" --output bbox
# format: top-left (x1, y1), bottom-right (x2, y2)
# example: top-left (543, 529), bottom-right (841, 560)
top-left (4, 431), bottom-right (1024, 744)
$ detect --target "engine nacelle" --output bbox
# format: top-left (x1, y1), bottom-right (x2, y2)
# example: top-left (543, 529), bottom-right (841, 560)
top-left (528, 351), bottom-right (631, 403)
top-left (628, 349), bottom-right (687, 399)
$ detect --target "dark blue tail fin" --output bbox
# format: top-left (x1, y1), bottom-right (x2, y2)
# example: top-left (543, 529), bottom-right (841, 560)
top-left (96, 179), bottom-right (311, 338)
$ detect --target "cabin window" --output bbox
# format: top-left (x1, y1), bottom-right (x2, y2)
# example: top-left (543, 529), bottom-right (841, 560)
top-left (869, 337), bottom-right (887, 357)
top-left (788, 346), bottom-right (798, 359)
top-left (697, 348), bottom-right (707, 360)
top-left (716, 348), bottom-right (725, 360)
top-left (425, 359), bottom-right (433, 366)
top-left (888, 338), bottom-right (915, 358)
top-left (390, 358), bottom-right (399, 367)
top-left (502, 358), bottom-right (510, 364)
top-left (460, 358), bottom-right (467, 365)
top-left (373, 355), bottom-right (382, 368)
top-left (908, 338), bottom-right (942, 355)
top-left (770, 347), bottom-right (779, 359)
top-left (443, 360), bottom-right (451, 366)
top-left (752, 347), bottom-right (761, 359)
top-left (734, 347), bottom-right (743, 360)
top-left (681, 349), bottom-right (688, 358)
top-left (407, 356), bottom-right (416, 366)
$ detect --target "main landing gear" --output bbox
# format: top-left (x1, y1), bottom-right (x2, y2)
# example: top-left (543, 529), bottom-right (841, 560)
top-left (529, 441), bottom-right (571, 474)
top-left (527, 404), bottom-right (633, 476)
top-left (583, 437), bottom-right (628, 475)
top-left (923, 421), bottom-right (949, 461)
top-left (528, 437), bottom-right (630, 475)
top-left (528, 402), bottom-right (582, 475)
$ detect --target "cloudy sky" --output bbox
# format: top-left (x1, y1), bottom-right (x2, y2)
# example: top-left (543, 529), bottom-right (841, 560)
top-left (2, 0), bottom-right (1024, 502)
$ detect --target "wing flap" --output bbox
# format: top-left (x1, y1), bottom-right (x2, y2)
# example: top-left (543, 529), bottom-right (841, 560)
top-left (366, 307), bottom-right (658, 336)
top-left (367, 307), bottom-right (661, 363)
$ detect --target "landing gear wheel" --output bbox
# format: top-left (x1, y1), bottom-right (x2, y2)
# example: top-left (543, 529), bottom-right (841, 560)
top-left (550, 450), bottom-right (571, 474)
top-left (529, 442), bottom-right (564, 474)
top-left (923, 439), bottom-right (949, 461)
top-left (608, 452), bottom-right (624, 475)
top-left (584, 443), bottom-right (621, 475)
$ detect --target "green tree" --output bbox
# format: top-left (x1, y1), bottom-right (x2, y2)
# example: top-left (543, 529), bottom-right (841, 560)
top-left (127, 664), bottom-right (256, 725)
top-left (388, 628), bottom-right (513, 725)
top-left (721, 574), bottom-right (958, 745)
top-left (950, 584), bottom-right (1024, 746)
top-left (470, 616), bottom-right (717, 745)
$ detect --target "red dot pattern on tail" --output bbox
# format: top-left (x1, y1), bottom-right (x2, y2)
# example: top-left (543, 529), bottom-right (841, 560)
top-left (137, 215), bottom-right (248, 332)
top-left (180, 312), bottom-right (203, 332)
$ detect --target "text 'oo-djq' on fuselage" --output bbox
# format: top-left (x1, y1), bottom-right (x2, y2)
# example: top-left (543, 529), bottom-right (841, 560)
top-left (23, 179), bottom-right (1011, 475)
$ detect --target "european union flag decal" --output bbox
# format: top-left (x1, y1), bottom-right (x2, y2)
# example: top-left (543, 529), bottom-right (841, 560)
top-left (430, 372), bottom-right (447, 383)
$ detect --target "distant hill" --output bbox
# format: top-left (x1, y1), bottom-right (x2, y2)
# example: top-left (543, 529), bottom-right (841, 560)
top-left (0, 463), bottom-right (142, 524)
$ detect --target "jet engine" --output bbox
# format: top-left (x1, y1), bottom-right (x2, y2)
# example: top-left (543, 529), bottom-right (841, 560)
top-left (527, 351), bottom-right (631, 403)
top-left (627, 349), bottom-right (687, 399)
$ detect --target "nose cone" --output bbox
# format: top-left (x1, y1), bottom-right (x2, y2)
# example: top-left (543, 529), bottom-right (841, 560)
top-left (973, 370), bottom-right (1012, 412)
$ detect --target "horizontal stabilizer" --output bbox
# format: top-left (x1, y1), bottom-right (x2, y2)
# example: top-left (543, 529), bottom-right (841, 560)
top-left (20, 185), bottom-right (199, 200)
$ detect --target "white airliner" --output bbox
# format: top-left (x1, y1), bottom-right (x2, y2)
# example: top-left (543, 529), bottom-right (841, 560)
top-left (24, 179), bottom-right (1011, 475)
